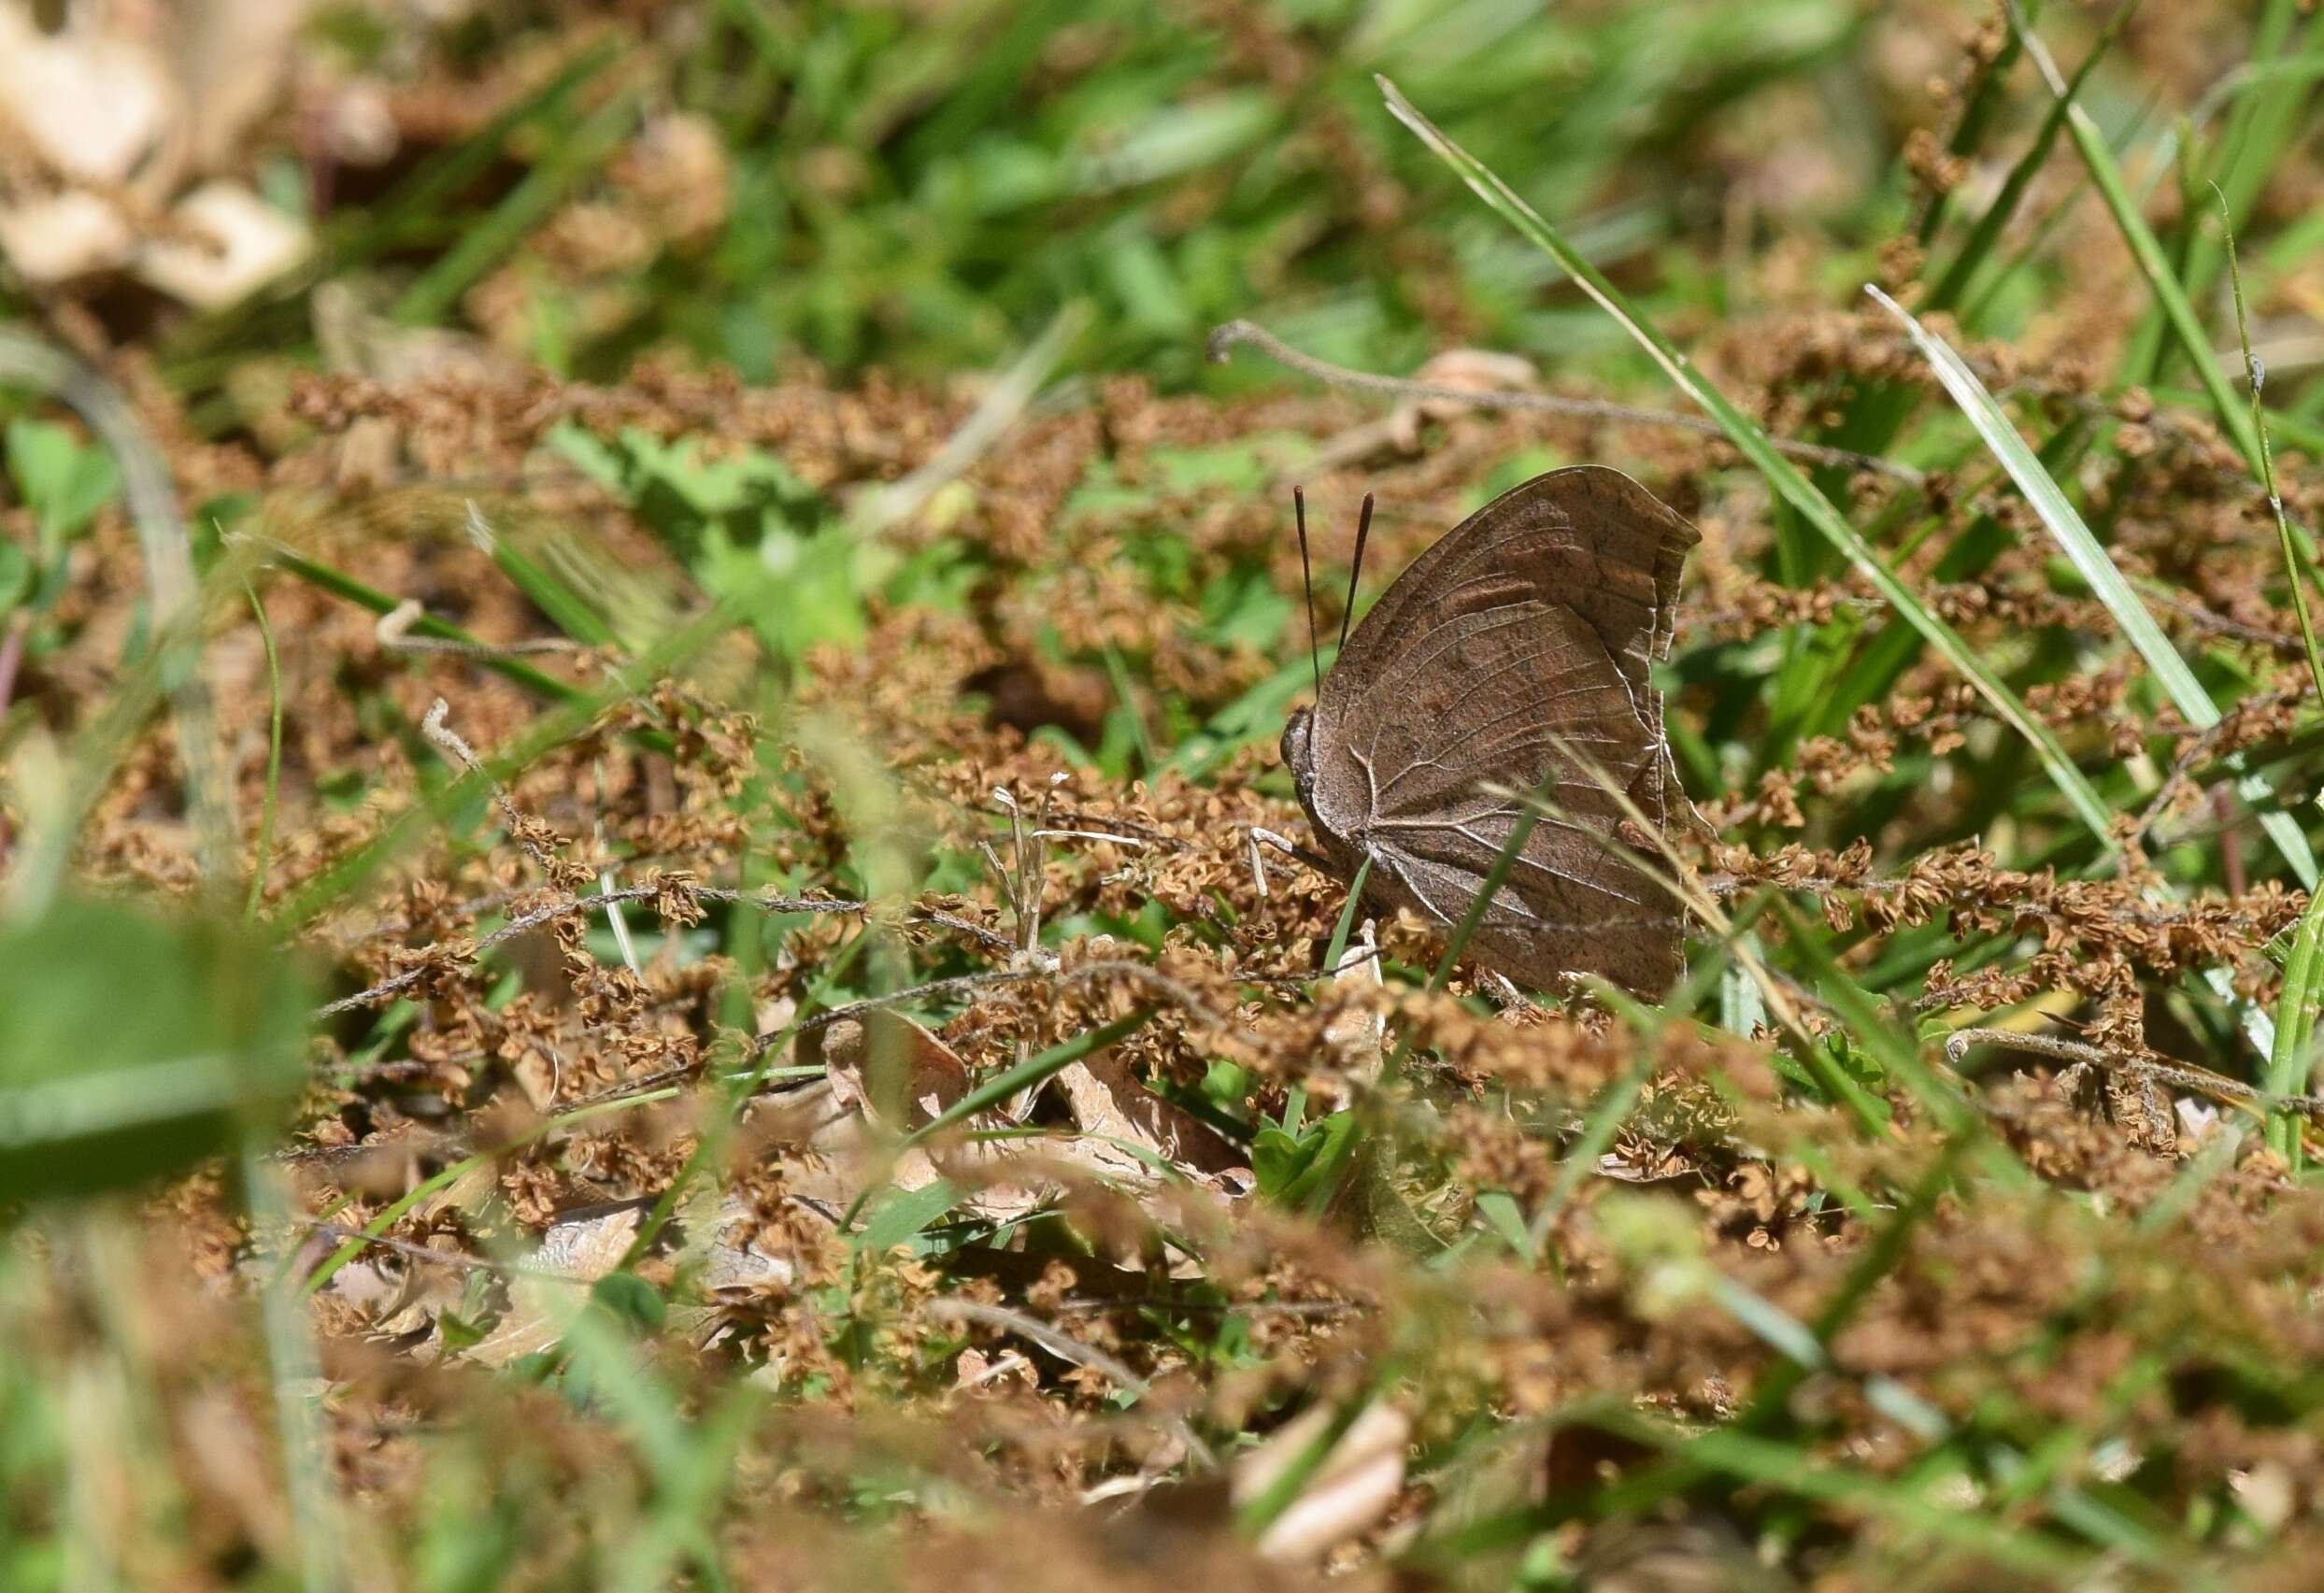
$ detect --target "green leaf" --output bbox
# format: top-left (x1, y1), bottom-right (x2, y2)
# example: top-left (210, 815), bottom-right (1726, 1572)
top-left (853, 1178), bottom-right (962, 1255)
top-left (1251, 1124), bottom-right (1307, 1198)
top-left (1474, 1190), bottom-right (1530, 1254)
top-left (7, 419), bottom-right (121, 552)
top-left (589, 1273), bottom-right (667, 1331)
top-left (0, 538), bottom-right (30, 610)
top-left (1922, 0), bottom-right (2129, 317)
top-left (2008, 8), bottom-right (2269, 475)
top-left (2268, 885), bottom-right (2324, 1162)
top-left (1253, 1110), bottom-right (1361, 1212)
top-left (0, 897), bottom-right (309, 1206)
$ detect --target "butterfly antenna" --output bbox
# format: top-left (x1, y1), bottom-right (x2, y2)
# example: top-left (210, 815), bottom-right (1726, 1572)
top-left (1294, 485), bottom-right (1321, 697)
top-left (1337, 491), bottom-right (1375, 653)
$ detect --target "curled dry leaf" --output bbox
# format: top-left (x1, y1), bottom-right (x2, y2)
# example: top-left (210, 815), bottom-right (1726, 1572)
top-left (0, 190), bottom-right (134, 284)
top-left (464, 1204), bottom-right (641, 1368)
top-left (813, 1011), bottom-right (975, 1130)
top-left (1231, 1401), bottom-right (1412, 1562)
top-left (1057, 1045), bottom-right (1251, 1193)
top-left (803, 1011), bottom-right (1047, 1224)
top-left (135, 181), bottom-right (309, 310)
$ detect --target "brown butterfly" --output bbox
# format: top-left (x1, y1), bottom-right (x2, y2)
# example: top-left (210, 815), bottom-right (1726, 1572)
top-left (1280, 466), bottom-right (1699, 996)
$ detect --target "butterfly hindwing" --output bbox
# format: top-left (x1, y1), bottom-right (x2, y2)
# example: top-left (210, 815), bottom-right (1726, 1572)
top-left (1295, 466), bottom-right (1697, 995)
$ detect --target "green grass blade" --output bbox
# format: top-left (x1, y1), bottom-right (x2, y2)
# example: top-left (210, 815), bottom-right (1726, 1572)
top-left (1377, 76), bottom-right (2119, 850)
top-left (834, 1007), bottom-right (1158, 1239)
top-left (268, 595), bottom-right (737, 928)
top-left (242, 582), bottom-right (284, 921)
top-left (897, 1006), bottom-right (1154, 1156)
top-left (1924, 0), bottom-right (2132, 316)
top-left (1913, 0), bottom-right (2035, 247)
top-left (2218, 192), bottom-right (2324, 714)
top-left (269, 547), bottom-right (583, 705)
top-left (1320, 856), bottom-right (1373, 977)
top-left (392, 89), bottom-right (640, 329)
top-left (300, 1088), bottom-right (685, 1295)
top-left (2156, 0), bottom-right (2321, 365)
top-left (2007, 7), bottom-right (2266, 475)
top-left (1868, 285), bottom-right (2317, 890)
top-left (2267, 887), bottom-right (2324, 1162)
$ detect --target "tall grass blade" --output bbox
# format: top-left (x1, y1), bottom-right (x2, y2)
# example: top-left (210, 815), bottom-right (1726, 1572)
top-left (2006, 6), bottom-right (2268, 475)
top-left (1867, 285), bottom-right (2317, 890)
top-left (1924, 0), bottom-right (2134, 316)
top-left (243, 584), bottom-right (285, 921)
top-left (1377, 76), bottom-right (2120, 850)
top-left (2268, 887), bottom-right (2324, 1163)
top-left (2218, 192), bottom-right (2324, 714)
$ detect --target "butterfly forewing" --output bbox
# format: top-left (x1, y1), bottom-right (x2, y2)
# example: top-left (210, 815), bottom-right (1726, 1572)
top-left (1295, 466), bottom-right (1698, 996)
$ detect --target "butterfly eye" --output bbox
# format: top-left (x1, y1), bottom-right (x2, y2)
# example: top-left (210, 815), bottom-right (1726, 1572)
top-left (1279, 706), bottom-right (1313, 773)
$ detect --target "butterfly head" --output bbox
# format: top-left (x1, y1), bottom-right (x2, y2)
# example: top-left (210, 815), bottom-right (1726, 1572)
top-left (1279, 704), bottom-right (1318, 812)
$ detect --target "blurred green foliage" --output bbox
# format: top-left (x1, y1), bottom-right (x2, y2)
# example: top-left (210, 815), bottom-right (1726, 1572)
top-left (0, 896), bottom-right (309, 1206)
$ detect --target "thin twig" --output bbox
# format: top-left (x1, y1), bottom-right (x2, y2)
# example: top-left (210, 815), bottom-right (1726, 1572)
top-left (777, 969), bottom-right (1038, 1043)
top-left (314, 884), bottom-right (873, 1018)
top-left (378, 600), bottom-right (586, 660)
top-left (1945, 1026), bottom-right (2324, 1117)
top-left (420, 697), bottom-right (567, 878)
top-left (917, 910), bottom-right (1019, 955)
top-left (1052, 1294), bottom-right (1362, 1318)
top-left (299, 1221), bottom-right (582, 1283)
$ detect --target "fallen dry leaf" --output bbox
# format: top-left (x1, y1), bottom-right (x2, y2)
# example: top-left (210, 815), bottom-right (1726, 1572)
top-left (0, 7), bottom-right (171, 184)
top-left (813, 1011), bottom-right (974, 1130)
top-left (134, 180), bottom-right (309, 309)
top-left (802, 1013), bottom-right (1048, 1225)
top-left (464, 1204), bottom-right (641, 1368)
top-left (1057, 1045), bottom-right (1249, 1188)
top-left (1231, 1400), bottom-right (1412, 1561)
top-left (0, 190), bottom-right (133, 283)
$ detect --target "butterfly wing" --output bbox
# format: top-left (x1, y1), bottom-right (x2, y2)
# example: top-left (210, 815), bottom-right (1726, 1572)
top-left (1303, 467), bottom-right (1697, 994)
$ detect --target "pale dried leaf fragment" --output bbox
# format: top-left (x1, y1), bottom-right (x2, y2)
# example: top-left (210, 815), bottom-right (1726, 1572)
top-left (166, 0), bottom-right (321, 177)
top-left (1320, 917), bottom-right (1386, 1085)
top-left (464, 1205), bottom-right (640, 1368)
top-left (0, 9), bottom-right (171, 183)
top-left (694, 1192), bottom-right (801, 1295)
top-left (0, 191), bottom-right (133, 283)
top-left (319, 77), bottom-right (400, 167)
top-left (1231, 1400), bottom-right (1412, 1561)
top-left (134, 181), bottom-right (308, 309)
top-left (806, 1012), bottom-right (1048, 1222)
top-left (1057, 1045), bottom-right (1249, 1188)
